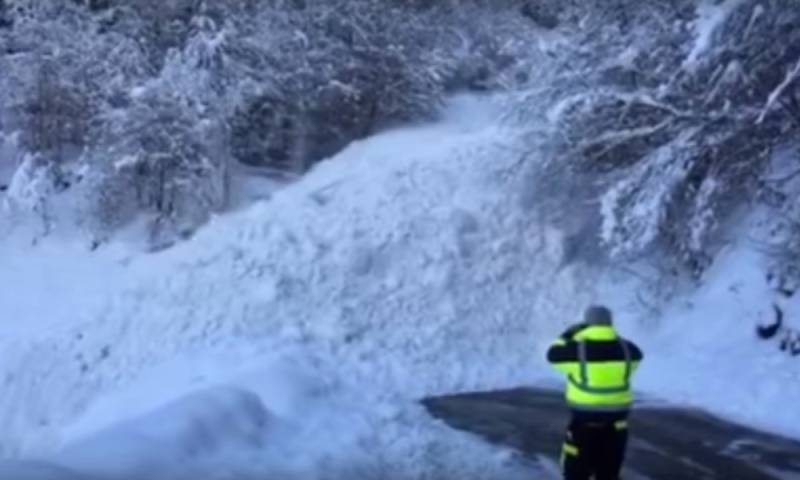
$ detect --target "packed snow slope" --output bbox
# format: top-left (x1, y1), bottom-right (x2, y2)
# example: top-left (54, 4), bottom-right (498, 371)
top-left (0, 95), bottom-right (574, 478)
top-left (1, 94), bottom-right (799, 478)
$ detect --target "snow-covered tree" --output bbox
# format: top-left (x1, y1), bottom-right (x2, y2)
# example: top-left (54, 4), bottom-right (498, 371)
top-left (526, 0), bottom-right (800, 276)
top-left (227, 0), bottom-right (542, 172)
top-left (87, 87), bottom-right (228, 246)
top-left (228, 0), bottom-right (450, 171)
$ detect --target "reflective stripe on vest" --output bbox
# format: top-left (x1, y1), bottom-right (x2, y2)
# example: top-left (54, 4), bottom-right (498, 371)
top-left (567, 339), bottom-right (632, 395)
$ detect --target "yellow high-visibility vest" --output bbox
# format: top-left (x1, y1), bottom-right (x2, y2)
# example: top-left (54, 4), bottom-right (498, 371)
top-left (547, 325), bottom-right (643, 411)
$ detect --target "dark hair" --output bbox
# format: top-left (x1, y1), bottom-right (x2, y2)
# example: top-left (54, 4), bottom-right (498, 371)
top-left (584, 305), bottom-right (613, 326)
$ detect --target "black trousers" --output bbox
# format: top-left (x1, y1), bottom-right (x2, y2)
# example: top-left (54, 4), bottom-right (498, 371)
top-left (561, 418), bottom-right (628, 480)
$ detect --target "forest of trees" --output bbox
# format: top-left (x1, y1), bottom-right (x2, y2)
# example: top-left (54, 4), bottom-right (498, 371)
top-left (0, 0), bottom-right (547, 246)
top-left (0, 0), bottom-right (798, 280)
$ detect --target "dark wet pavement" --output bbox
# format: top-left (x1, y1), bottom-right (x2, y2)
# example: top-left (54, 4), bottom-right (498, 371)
top-left (422, 387), bottom-right (800, 480)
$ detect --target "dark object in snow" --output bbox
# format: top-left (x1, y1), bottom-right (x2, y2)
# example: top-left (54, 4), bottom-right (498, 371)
top-left (520, 3), bottom-right (559, 30)
top-left (767, 268), bottom-right (798, 298)
top-left (85, 0), bottom-right (112, 12)
top-left (778, 287), bottom-right (795, 298)
top-left (0, 184), bottom-right (7, 192)
top-left (757, 304), bottom-right (800, 357)
top-left (757, 304), bottom-right (784, 340)
top-left (779, 329), bottom-right (800, 357)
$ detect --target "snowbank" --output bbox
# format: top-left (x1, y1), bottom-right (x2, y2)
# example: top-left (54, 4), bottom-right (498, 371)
top-left (0, 94), bottom-right (565, 478)
top-left (56, 386), bottom-right (272, 480)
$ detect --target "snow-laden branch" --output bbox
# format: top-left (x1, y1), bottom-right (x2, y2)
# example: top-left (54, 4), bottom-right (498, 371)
top-left (684, 0), bottom-right (747, 71)
top-left (577, 119), bottom-right (672, 152)
top-left (757, 58), bottom-right (800, 124)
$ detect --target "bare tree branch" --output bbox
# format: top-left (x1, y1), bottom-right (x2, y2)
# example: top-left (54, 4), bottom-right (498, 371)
top-left (757, 57), bottom-right (800, 124)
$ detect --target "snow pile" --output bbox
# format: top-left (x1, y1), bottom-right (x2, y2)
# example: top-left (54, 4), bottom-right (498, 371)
top-left (0, 95), bottom-right (579, 478)
top-left (57, 386), bottom-right (271, 480)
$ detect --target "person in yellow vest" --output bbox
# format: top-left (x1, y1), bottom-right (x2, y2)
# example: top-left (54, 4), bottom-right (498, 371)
top-left (547, 305), bottom-right (643, 480)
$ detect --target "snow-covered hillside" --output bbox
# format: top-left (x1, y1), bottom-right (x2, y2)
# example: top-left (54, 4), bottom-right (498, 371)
top-left (1, 95), bottom-right (798, 479)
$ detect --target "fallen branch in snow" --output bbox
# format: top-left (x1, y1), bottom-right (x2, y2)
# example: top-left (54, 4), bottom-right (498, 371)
top-left (756, 58), bottom-right (800, 125)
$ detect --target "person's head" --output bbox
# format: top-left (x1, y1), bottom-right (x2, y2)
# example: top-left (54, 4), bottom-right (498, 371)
top-left (584, 305), bottom-right (613, 326)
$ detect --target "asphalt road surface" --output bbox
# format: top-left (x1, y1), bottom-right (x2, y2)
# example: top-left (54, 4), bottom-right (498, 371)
top-left (423, 387), bottom-right (800, 480)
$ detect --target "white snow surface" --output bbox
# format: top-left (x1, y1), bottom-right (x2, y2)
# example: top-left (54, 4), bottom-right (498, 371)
top-left (0, 94), bottom-right (799, 479)
top-left (0, 95), bottom-right (562, 478)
